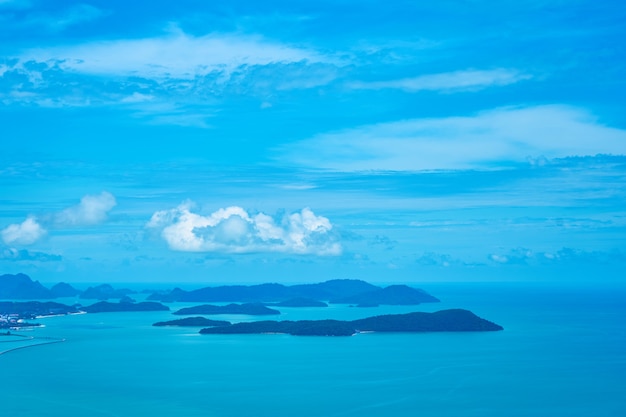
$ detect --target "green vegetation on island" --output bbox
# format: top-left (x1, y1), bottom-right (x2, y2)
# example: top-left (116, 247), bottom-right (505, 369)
top-left (173, 303), bottom-right (280, 316)
top-left (199, 309), bottom-right (503, 336)
top-left (153, 317), bottom-right (231, 327)
top-left (82, 301), bottom-right (169, 313)
top-left (148, 279), bottom-right (439, 306)
top-left (265, 298), bottom-right (328, 307)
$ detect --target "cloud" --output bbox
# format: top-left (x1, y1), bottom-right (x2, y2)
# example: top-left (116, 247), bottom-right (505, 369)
top-left (349, 69), bottom-right (531, 92)
top-left (54, 191), bottom-right (116, 227)
top-left (0, 246), bottom-right (62, 262)
top-left (146, 203), bottom-right (341, 255)
top-left (19, 32), bottom-right (331, 80)
top-left (416, 252), bottom-right (460, 267)
top-left (1, 191), bottom-right (116, 246)
top-left (0, 32), bottom-right (341, 122)
top-left (278, 105), bottom-right (626, 171)
top-left (488, 247), bottom-right (626, 266)
top-left (1, 217), bottom-right (46, 245)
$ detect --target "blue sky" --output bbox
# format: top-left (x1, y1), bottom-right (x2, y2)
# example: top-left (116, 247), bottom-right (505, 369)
top-left (1, 0), bottom-right (625, 284)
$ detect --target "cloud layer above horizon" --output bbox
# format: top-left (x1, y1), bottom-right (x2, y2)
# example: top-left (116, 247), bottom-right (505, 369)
top-left (279, 105), bottom-right (626, 171)
top-left (0, 1), bottom-right (624, 283)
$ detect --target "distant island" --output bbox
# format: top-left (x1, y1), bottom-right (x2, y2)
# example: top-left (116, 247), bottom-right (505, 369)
top-left (1, 301), bottom-right (81, 329)
top-left (148, 279), bottom-right (440, 306)
top-left (173, 303), bottom-right (280, 316)
top-left (0, 301), bottom-right (81, 318)
top-left (1, 274), bottom-right (440, 307)
top-left (265, 298), bottom-right (328, 307)
top-left (2, 273), bottom-right (506, 337)
top-left (82, 301), bottom-right (169, 313)
top-left (153, 317), bottom-right (231, 327)
top-left (199, 309), bottom-right (504, 336)
top-left (79, 284), bottom-right (136, 300)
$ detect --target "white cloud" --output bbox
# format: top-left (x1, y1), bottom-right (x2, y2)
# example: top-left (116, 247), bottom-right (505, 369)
top-left (278, 105), bottom-right (626, 171)
top-left (1, 217), bottom-right (46, 245)
top-left (20, 32), bottom-right (331, 80)
top-left (1, 192), bottom-right (116, 246)
top-left (54, 191), bottom-right (117, 227)
top-left (349, 69), bottom-right (531, 92)
top-left (146, 203), bottom-right (341, 255)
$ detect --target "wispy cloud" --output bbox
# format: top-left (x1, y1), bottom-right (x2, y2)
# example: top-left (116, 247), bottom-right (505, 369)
top-left (53, 191), bottom-right (117, 227)
top-left (349, 69), bottom-right (531, 92)
top-left (146, 202), bottom-right (342, 255)
top-left (278, 105), bottom-right (626, 171)
top-left (488, 247), bottom-right (626, 266)
top-left (20, 32), bottom-right (331, 80)
top-left (0, 246), bottom-right (62, 262)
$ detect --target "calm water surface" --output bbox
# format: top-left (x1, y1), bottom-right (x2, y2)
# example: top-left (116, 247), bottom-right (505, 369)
top-left (1, 283), bottom-right (624, 417)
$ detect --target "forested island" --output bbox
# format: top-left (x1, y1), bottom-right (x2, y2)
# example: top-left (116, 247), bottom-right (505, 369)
top-left (1, 273), bottom-right (505, 336)
top-left (148, 280), bottom-right (439, 305)
top-left (199, 309), bottom-right (504, 336)
top-left (173, 303), bottom-right (280, 316)
top-left (82, 301), bottom-right (169, 313)
top-left (153, 317), bottom-right (231, 327)
top-left (1, 273), bottom-right (440, 307)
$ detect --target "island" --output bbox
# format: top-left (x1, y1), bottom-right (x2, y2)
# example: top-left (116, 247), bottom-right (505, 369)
top-left (0, 273), bottom-right (55, 299)
top-left (148, 279), bottom-right (439, 306)
top-left (50, 282), bottom-right (81, 298)
top-left (199, 309), bottom-right (503, 336)
top-left (1, 274), bottom-right (441, 307)
top-left (153, 317), bottom-right (231, 327)
top-left (265, 298), bottom-right (328, 307)
top-left (80, 284), bottom-right (136, 300)
top-left (82, 301), bottom-right (169, 313)
top-left (1, 301), bottom-right (81, 329)
top-left (0, 301), bottom-right (81, 318)
top-left (173, 303), bottom-right (280, 316)
top-left (330, 285), bottom-right (440, 305)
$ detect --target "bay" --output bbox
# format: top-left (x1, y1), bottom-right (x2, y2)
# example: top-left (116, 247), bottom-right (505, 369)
top-left (1, 283), bottom-right (624, 417)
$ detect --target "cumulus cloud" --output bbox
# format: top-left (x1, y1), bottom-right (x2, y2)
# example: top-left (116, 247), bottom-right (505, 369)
top-left (349, 68), bottom-right (531, 92)
top-left (278, 105), bottom-right (626, 171)
top-left (146, 203), bottom-right (342, 255)
top-left (53, 191), bottom-right (116, 227)
top-left (1, 217), bottom-right (46, 245)
top-left (1, 191), bottom-right (116, 246)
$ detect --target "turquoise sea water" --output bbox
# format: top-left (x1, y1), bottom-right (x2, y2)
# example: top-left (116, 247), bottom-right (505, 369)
top-left (1, 283), bottom-right (625, 417)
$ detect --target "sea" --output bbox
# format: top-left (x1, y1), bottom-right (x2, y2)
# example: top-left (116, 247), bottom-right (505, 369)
top-left (1, 282), bottom-right (625, 417)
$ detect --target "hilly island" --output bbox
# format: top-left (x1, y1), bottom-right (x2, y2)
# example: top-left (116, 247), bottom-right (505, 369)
top-left (1, 273), bottom-right (503, 335)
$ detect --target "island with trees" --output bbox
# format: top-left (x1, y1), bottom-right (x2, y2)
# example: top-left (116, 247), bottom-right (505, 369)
top-left (153, 317), bottom-right (231, 327)
top-left (199, 309), bottom-right (503, 336)
top-left (173, 303), bottom-right (280, 316)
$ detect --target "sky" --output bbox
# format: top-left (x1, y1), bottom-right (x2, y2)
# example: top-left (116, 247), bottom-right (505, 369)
top-left (1, 0), bottom-right (625, 285)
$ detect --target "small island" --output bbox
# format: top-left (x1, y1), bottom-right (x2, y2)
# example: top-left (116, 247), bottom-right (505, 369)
top-left (82, 301), bottom-right (169, 313)
top-left (0, 301), bottom-right (81, 318)
top-left (265, 298), bottom-right (328, 308)
top-left (153, 317), bottom-right (231, 327)
top-left (199, 309), bottom-right (503, 336)
top-left (173, 303), bottom-right (280, 316)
